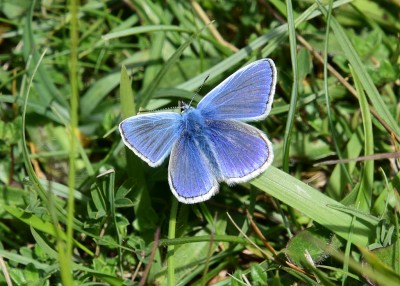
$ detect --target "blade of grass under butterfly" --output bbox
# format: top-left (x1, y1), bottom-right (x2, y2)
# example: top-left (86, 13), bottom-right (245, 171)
top-left (251, 166), bottom-right (379, 246)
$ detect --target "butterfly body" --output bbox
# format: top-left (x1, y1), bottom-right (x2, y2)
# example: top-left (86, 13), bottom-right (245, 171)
top-left (180, 107), bottom-right (227, 181)
top-left (120, 59), bottom-right (277, 204)
top-left (181, 107), bottom-right (206, 138)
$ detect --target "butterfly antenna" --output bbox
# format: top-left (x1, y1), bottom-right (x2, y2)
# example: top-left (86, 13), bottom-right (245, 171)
top-left (188, 75), bottom-right (210, 107)
top-left (138, 106), bottom-right (179, 114)
top-left (139, 75), bottom-right (210, 113)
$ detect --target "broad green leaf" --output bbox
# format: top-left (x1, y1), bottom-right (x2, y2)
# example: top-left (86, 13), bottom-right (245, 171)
top-left (251, 167), bottom-right (379, 246)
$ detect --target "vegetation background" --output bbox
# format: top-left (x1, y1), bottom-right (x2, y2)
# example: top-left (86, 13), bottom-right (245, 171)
top-left (0, 0), bottom-right (399, 285)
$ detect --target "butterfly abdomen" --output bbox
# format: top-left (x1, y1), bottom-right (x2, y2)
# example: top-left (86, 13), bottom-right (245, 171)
top-left (181, 108), bottom-right (222, 179)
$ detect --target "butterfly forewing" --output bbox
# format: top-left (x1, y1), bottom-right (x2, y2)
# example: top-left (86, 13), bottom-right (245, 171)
top-left (119, 113), bottom-right (182, 167)
top-left (197, 59), bottom-right (276, 122)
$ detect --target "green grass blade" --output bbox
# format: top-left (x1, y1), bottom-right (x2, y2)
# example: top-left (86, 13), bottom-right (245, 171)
top-left (119, 65), bottom-right (144, 183)
top-left (102, 25), bottom-right (190, 40)
top-left (120, 65), bottom-right (137, 118)
top-left (168, 198), bottom-right (179, 286)
top-left (142, 32), bottom-right (165, 89)
top-left (80, 71), bottom-right (121, 119)
top-left (320, 0), bottom-right (353, 189)
top-left (63, 0), bottom-right (80, 284)
top-left (251, 167), bottom-right (378, 246)
top-left (282, 0), bottom-right (299, 172)
top-left (351, 65), bottom-right (374, 211)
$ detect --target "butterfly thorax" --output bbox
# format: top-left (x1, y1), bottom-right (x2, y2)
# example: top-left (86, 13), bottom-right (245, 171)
top-left (181, 108), bottom-right (206, 136)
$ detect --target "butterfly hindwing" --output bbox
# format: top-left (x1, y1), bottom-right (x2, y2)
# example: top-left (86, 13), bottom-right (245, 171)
top-left (168, 132), bottom-right (219, 203)
top-left (205, 119), bottom-right (273, 184)
top-left (119, 112), bottom-right (182, 167)
top-left (198, 59), bottom-right (276, 121)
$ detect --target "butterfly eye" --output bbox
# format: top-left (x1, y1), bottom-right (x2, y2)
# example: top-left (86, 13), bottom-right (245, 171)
top-left (179, 101), bottom-right (189, 110)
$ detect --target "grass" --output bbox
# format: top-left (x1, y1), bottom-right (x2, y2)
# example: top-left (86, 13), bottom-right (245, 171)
top-left (0, 0), bottom-right (399, 285)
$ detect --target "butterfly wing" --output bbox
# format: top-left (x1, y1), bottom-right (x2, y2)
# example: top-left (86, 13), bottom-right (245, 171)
top-left (206, 120), bottom-right (273, 184)
top-left (119, 112), bottom-right (182, 167)
top-left (168, 132), bottom-right (218, 204)
top-left (198, 59), bottom-right (276, 121)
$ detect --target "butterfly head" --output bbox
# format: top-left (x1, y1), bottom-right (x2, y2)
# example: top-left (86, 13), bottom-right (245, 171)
top-left (179, 101), bottom-right (194, 113)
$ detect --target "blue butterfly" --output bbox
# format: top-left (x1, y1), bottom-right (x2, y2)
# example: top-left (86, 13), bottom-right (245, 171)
top-left (119, 59), bottom-right (277, 204)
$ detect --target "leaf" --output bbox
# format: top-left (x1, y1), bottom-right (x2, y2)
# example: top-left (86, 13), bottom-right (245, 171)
top-left (3, 205), bottom-right (66, 239)
top-left (250, 263), bottom-right (268, 285)
top-left (0, 0), bottom-right (31, 19)
top-left (361, 241), bottom-right (400, 286)
top-left (286, 225), bottom-right (342, 268)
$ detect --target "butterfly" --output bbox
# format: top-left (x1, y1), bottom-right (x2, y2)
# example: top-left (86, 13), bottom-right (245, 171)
top-left (119, 59), bottom-right (277, 204)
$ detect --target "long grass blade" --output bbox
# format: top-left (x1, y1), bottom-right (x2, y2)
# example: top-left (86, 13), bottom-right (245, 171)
top-left (282, 0), bottom-right (299, 172)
